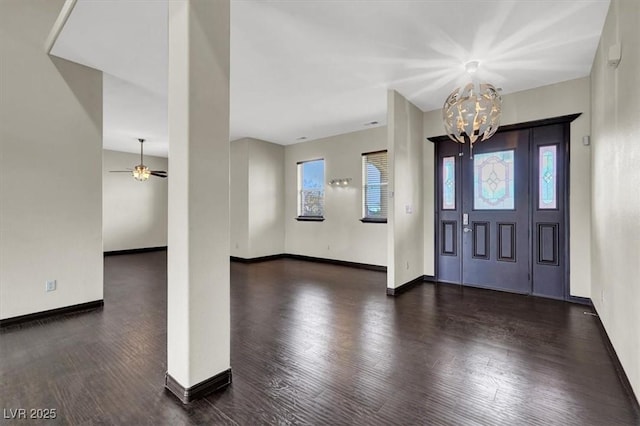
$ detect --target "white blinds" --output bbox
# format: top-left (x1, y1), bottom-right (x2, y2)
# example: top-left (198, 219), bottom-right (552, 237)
top-left (362, 151), bottom-right (388, 220)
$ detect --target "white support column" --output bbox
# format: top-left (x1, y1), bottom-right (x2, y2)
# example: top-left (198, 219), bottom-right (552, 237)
top-left (165, 0), bottom-right (231, 403)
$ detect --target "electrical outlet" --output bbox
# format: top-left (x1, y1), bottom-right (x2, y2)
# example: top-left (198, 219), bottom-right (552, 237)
top-left (45, 280), bottom-right (56, 292)
top-left (406, 261), bottom-right (410, 270)
top-left (235, 243), bottom-right (239, 249)
top-left (327, 245), bottom-right (331, 251)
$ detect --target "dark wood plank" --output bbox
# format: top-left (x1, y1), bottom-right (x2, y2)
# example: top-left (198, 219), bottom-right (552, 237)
top-left (0, 252), bottom-right (637, 424)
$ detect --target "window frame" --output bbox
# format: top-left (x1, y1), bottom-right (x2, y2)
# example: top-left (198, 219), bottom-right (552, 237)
top-left (296, 158), bottom-right (325, 221)
top-left (361, 149), bottom-right (388, 224)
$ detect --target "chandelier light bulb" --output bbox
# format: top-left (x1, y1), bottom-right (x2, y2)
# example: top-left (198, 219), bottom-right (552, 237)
top-left (132, 164), bottom-right (151, 181)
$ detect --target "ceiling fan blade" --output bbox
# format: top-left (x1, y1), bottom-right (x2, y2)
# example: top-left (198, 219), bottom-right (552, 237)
top-left (109, 170), bottom-right (133, 173)
top-left (150, 170), bottom-right (167, 174)
top-left (150, 172), bottom-right (168, 178)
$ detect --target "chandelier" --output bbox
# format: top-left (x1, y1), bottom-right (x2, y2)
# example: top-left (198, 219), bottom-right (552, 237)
top-left (442, 62), bottom-right (502, 154)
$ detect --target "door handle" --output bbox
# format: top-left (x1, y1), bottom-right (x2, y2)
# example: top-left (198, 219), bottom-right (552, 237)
top-left (463, 227), bottom-right (472, 233)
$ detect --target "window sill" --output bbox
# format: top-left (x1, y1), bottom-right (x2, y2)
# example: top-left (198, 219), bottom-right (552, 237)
top-left (360, 218), bottom-right (387, 224)
top-left (296, 216), bottom-right (325, 222)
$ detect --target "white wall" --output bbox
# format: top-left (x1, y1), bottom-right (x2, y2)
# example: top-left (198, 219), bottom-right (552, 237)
top-left (0, 0), bottom-right (103, 319)
top-left (230, 139), bottom-right (250, 258)
top-left (423, 77), bottom-right (592, 297)
top-left (248, 139), bottom-right (285, 258)
top-left (230, 138), bottom-right (284, 258)
top-left (590, 0), bottom-right (640, 399)
top-left (284, 127), bottom-right (387, 266)
top-left (387, 90), bottom-right (424, 288)
top-left (103, 150), bottom-right (167, 252)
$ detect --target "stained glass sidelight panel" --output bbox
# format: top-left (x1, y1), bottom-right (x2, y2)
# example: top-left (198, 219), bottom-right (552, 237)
top-left (539, 145), bottom-right (557, 209)
top-left (473, 150), bottom-right (515, 210)
top-left (442, 156), bottom-right (455, 210)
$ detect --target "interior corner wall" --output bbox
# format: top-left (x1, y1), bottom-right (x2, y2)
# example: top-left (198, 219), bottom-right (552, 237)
top-left (423, 77), bottom-right (592, 298)
top-left (0, 0), bottom-right (103, 319)
top-left (247, 138), bottom-right (285, 258)
top-left (230, 139), bottom-right (250, 258)
top-left (590, 0), bottom-right (640, 399)
top-left (387, 90), bottom-right (424, 288)
top-left (284, 127), bottom-right (387, 266)
top-left (103, 150), bottom-right (168, 252)
top-left (230, 137), bottom-right (284, 259)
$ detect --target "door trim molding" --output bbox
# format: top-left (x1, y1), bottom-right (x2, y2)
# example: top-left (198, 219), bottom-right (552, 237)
top-left (427, 113), bottom-right (582, 144)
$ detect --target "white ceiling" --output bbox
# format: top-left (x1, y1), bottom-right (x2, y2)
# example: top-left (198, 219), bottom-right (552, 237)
top-left (51, 0), bottom-right (610, 157)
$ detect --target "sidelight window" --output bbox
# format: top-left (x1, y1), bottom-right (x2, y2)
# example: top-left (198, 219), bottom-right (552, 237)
top-left (538, 145), bottom-right (558, 209)
top-left (442, 156), bottom-right (456, 210)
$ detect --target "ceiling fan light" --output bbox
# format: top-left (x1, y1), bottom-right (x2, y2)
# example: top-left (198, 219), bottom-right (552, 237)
top-left (133, 165), bottom-right (151, 181)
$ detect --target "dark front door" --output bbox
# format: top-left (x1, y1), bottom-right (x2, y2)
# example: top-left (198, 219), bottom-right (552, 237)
top-left (436, 120), bottom-right (569, 299)
top-left (461, 130), bottom-right (530, 293)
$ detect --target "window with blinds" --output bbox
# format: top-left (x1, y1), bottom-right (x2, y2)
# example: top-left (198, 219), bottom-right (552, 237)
top-left (297, 159), bottom-right (325, 219)
top-left (362, 150), bottom-right (388, 222)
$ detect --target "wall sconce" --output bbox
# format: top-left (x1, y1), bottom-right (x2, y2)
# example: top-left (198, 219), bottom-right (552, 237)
top-left (329, 178), bottom-right (352, 186)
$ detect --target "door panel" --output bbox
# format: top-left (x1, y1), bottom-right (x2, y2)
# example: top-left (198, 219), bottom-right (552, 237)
top-left (537, 223), bottom-right (559, 264)
top-left (472, 222), bottom-right (489, 259)
top-left (497, 222), bottom-right (516, 262)
top-left (436, 141), bottom-right (462, 284)
top-left (441, 221), bottom-right (457, 256)
top-left (531, 124), bottom-right (566, 299)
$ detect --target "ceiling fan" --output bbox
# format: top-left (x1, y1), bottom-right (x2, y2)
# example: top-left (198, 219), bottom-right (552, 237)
top-left (110, 138), bottom-right (167, 181)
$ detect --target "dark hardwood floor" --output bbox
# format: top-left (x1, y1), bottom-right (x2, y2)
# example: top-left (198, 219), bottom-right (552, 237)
top-left (1, 251), bottom-right (638, 425)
